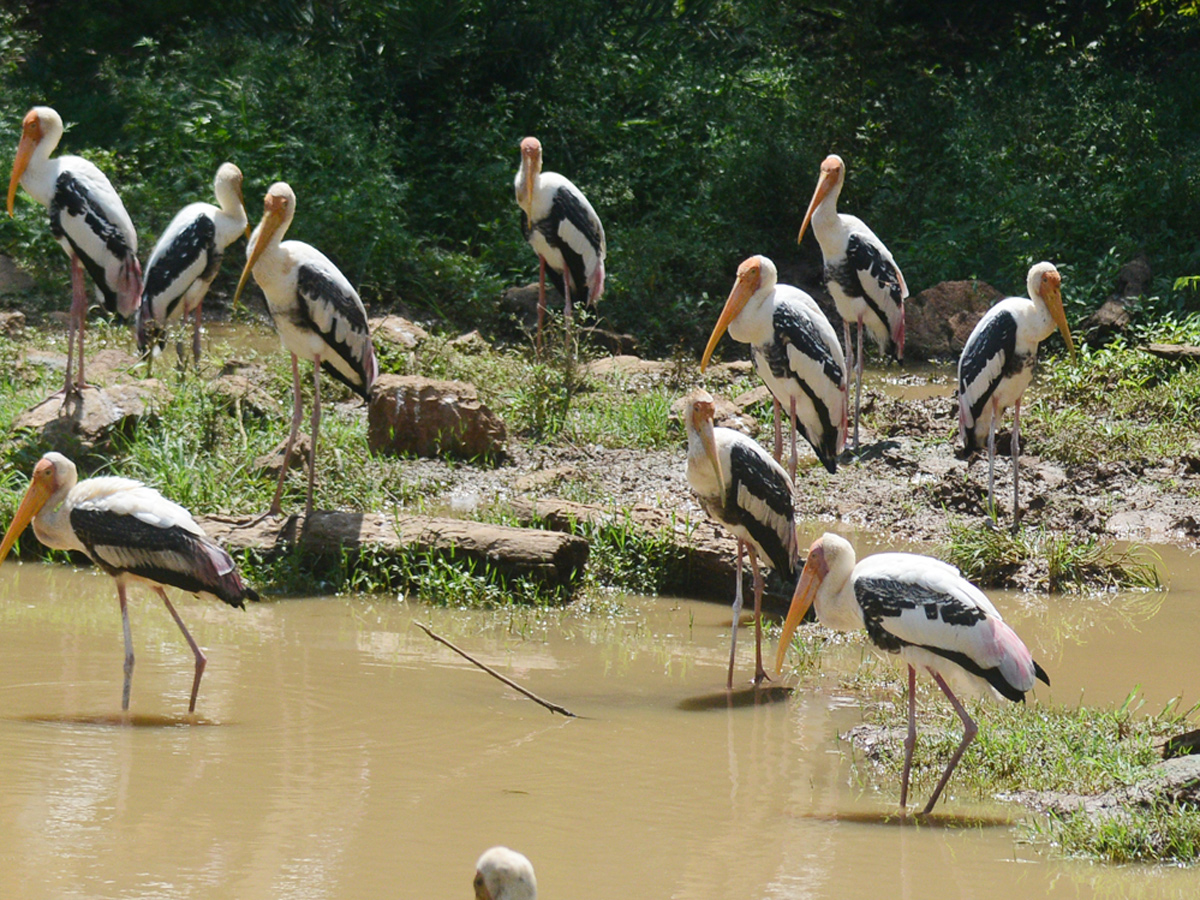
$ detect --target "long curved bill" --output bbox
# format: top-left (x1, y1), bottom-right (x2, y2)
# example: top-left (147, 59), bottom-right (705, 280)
top-left (697, 409), bottom-right (723, 488)
top-left (700, 272), bottom-right (755, 372)
top-left (7, 132), bottom-right (35, 216)
top-left (0, 475), bottom-right (53, 564)
top-left (1045, 285), bottom-right (1076, 364)
top-left (232, 202), bottom-right (285, 314)
top-left (797, 169), bottom-right (836, 245)
top-left (774, 553), bottom-right (821, 675)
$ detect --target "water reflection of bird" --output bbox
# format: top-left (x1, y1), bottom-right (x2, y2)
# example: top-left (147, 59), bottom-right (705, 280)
top-left (7, 106), bottom-right (142, 396)
top-left (514, 136), bottom-right (606, 347)
top-left (474, 846), bottom-right (537, 900)
top-left (0, 452), bottom-right (258, 713)
top-left (684, 388), bottom-right (797, 688)
top-left (233, 181), bottom-right (378, 518)
top-left (958, 261), bottom-right (1075, 525)
top-left (701, 254), bottom-right (847, 479)
top-left (797, 154), bottom-right (906, 452)
top-left (776, 532), bottom-right (1048, 815)
top-left (137, 162), bottom-right (251, 370)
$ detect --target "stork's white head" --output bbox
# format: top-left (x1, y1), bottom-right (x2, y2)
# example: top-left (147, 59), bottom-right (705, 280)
top-left (214, 162), bottom-right (249, 235)
top-left (1026, 261), bottom-right (1075, 363)
top-left (474, 847), bottom-right (537, 900)
top-left (8, 106), bottom-right (64, 215)
top-left (775, 532), bottom-right (857, 674)
top-left (798, 153), bottom-right (846, 244)
top-left (0, 452), bottom-right (77, 564)
top-left (700, 254), bottom-right (777, 371)
top-left (517, 137), bottom-right (543, 215)
top-left (681, 387), bottom-right (723, 489)
top-left (233, 182), bottom-right (296, 312)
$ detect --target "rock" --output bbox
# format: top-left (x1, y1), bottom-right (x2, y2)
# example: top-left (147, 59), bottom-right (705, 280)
top-left (84, 348), bottom-right (142, 385)
top-left (368, 374), bottom-right (507, 461)
top-left (449, 329), bottom-right (490, 354)
top-left (1018, 755), bottom-right (1200, 820)
top-left (0, 255), bottom-right (35, 296)
top-left (12, 382), bottom-right (172, 456)
top-left (0, 309), bottom-right (25, 337)
top-left (1115, 254), bottom-right (1153, 299)
top-left (369, 314), bottom-right (428, 352)
top-left (501, 282), bottom-right (563, 328)
top-left (580, 325), bottom-right (639, 356)
top-left (904, 280), bottom-right (1003, 360)
top-left (1082, 299), bottom-right (1131, 346)
top-left (1140, 343), bottom-right (1200, 361)
top-left (210, 372), bottom-right (280, 418)
top-left (513, 465), bottom-right (581, 493)
top-left (195, 510), bottom-right (588, 591)
top-left (254, 433), bottom-right (312, 478)
top-left (583, 355), bottom-right (670, 380)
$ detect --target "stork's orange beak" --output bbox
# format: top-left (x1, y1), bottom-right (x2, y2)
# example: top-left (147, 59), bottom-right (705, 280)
top-left (0, 462), bottom-right (55, 564)
top-left (1044, 282), bottom-right (1075, 364)
top-left (775, 545), bottom-right (823, 675)
top-left (7, 131), bottom-right (36, 216)
top-left (797, 168), bottom-right (837, 246)
top-left (695, 404), bottom-right (723, 488)
top-left (700, 261), bottom-right (761, 372)
top-left (232, 196), bottom-right (287, 313)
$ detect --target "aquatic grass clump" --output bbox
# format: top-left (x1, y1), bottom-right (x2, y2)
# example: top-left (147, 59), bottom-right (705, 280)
top-left (942, 520), bottom-right (1161, 591)
top-left (1034, 801), bottom-right (1200, 865)
top-left (574, 512), bottom-right (692, 597)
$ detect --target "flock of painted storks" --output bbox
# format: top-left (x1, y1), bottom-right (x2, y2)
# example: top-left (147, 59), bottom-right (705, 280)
top-left (2, 105), bottom-right (1077, 827)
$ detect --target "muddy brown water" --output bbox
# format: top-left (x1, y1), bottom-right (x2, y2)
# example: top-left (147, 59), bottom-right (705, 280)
top-left (1, 543), bottom-right (1198, 899)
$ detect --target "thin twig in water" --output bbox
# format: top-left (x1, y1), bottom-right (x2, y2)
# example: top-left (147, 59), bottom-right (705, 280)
top-left (414, 622), bottom-right (578, 718)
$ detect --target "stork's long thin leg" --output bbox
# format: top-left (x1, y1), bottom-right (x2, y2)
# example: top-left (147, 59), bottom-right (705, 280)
top-left (853, 314), bottom-right (865, 453)
top-left (536, 255), bottom-right (547, 352)
top-left (306, 357), bottom-right (321, 518)
top-left (842, 319), bottom-right (852, 445)
top-left (192, 304), bottom-right (203, 370)
top-left (155, 586), bottom-right (207, 714)
top-left (772, 397), bottom-right (783, 463)
top-left (270, 353), bottom-right (305, 516)
top-left (789, 396), bottom-right (798, 483)
top-left (747, 545), bottom-right (769, 686)
top-left (922, 670), bottom-right (979, 815)
top-left (986, 397), bottom-right (999, 523)
top-left (562, 264), bottom-right (574, 325)
top-left (117, 581), bottom-right (135, 711)
top-left (727, 539), bottom-right (746, 690)
top-left (899, 664), bottom-right (917, 808)
top-left (1011, 398), bottom-right (1022, 529)
top-left (62, 255), bottom-right (89, 396)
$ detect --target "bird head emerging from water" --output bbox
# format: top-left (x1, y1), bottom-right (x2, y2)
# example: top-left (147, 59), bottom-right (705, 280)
top-left (700, 254), bottom-right (777, 372)
top-left (474, 847), bottom-right (537, 900)
top-left (233, 182), bottom-right (296, 314)
top-left (517, 136), bottom-right (543, 219)
top-left (797, 154), bottom-right (846, 246)
top-left (8, 107), bottom-right (61, 215)
top-left (1028, 261), bottom-right (1075, 364)
top-left (0, 453), bottom-right (75, 564)
top-left (775, 532), bottom-right (855, 674)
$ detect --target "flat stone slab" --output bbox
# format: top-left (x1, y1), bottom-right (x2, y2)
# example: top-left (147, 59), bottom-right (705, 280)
top-left (195, 510), bottom-right (588, 592)
top-left (12, 381), bottom-right (172, 455)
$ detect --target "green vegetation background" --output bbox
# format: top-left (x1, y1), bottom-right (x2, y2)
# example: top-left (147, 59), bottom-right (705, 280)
top-left (0, 0), bottom-right (1198, 351)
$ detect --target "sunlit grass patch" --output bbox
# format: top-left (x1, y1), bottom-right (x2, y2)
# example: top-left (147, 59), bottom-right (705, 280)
top-left (1032, 801), bottom-right (1200, 865)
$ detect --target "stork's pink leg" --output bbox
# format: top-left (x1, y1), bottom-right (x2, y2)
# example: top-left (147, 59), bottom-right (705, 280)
top-left (562, 265), bottom-right (574, 324)
top-left (155, 586), bottom-right (207, 714)
top-left (922, 670), bottom-right (978, 815)
top-left (789, 397), bottom-right (798, 483)
top-left (1011, 398), bottom-right (1022, 528)
top-left (536, 255), bottom-right (547, 352)
top-left (986, 397), bottom-right (999, 524)
top-left (853, 314), bottom-right (865, 453)
top-left (727, 539), bottom-right (745, 690)
top-left (306, 357), bottom-right (321, 519)
top-left (192, 304), bottom-right (203, 369)
top-left (71, 256), bottom-right (91, 391)
top-left (772, 397), bottom-right (783, 463)
top-left (899, 664), bottom-right (917, 808)
top-left (117, 581), bottom-right (135, 711)
top-left (747, 545), bottom-right (769, 686)
top-left (842, 319), bottom-right (852, 448)
top-left (270, 353), bottom-right (305, 516)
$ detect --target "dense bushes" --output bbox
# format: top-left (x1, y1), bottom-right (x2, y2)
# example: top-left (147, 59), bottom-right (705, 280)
top-left (1, 1), bottom-right (1198, 352)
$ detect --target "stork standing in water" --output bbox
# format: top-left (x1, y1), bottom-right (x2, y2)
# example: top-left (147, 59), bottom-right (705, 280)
top-left (684, 388), bottom-right (797, 688)
top-left (798, 154), bottom-right (906, 452)
top-left (958, 262), bottom-right (1075, 525)
top-left (7, 106), bottom-right (141, 396)
top-left (137, 162), bottom-right (250, 370)
top-left (233, 182), bottom-right (378, 518)
top-left (474, 847), bottom-right (537, 900)
top-left (776, 532), bottom-right (1048, 814)
top-left (513, 137), bottom-right (606, 348)
top-left (700, 254), bottom-right (847, 479)
top-left (0, 452), bottom-right (258, 713)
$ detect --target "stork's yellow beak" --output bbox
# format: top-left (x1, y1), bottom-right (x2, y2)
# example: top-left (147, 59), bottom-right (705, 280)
top-left (701, 262), bottom-right (760, 372)
top-left (0, 466), bottom-right (54, 564)
top-left (797, 168), bottom-right (837, 245)
top-left (232, 199), bottom-right (286, 313)
top-left (774, 550), bottom-right (822, 675)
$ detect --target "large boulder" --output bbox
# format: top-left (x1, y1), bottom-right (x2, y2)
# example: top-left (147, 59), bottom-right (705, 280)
top-left (12, 382), bottom-right (172, 456)
top-left (368, 374), bottom-right (507, 461)
top-left (370, 314), bottom-right (429, 353)
top-left (904, 280), bottom-right (1003, 360)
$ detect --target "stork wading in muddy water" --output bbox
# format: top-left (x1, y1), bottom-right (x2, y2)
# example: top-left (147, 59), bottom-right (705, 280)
top-left (7, 106), bottom-right (141, 396)
top-left (684, 389), bottom-right (797, 689)
top-left (700, 254), bottom-right (847, 480)
top-left (474, 847), bottom-right (537, 900)
top-left (958, 261), bottom-right (1076, 526)
top-left (233, 182), bottom-right (378, 519)
top-left (776, 532), bottom-right (1049, 815)
top-left (137, 162), bottom-right (251, 371)
top-left (797, 154), bottom-right (906, 453)
top-left (513, 137), bottom-right (606, 349)
top-left (0, 453), bottom-right (258, 713)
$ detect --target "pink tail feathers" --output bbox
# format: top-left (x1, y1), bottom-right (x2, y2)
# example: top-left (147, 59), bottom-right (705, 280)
top-left (588, 258), bottom-right (606, 307)
top-left (893, 299), bottom-right (906, 362)
top-left (116, 254), bottom-right (143, 319)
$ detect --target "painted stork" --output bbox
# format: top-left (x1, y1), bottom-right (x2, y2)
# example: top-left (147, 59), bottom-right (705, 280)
top-left (0, 452), bottom-right (258, 713)
top-left (232, 182), bottom-right (378, 518)
top-left (797, 154), bottom-right (906, 452)
top-left (684, 388), bottom-right (797, 688)
top-left (474, 847), bottom-right (537, 900)
top-left (775, 532), bottom-right (1049, 814)
top-left (7, 106), bottom-right (142, 395)
top-left (700, 254), bottom-right (847, 479)
top-left (136, 162), bottom-right (250, 370)
top-left (959, 262), bottom-right (1075, 524)
top-left (513, 136), bottom-right (606, 346)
